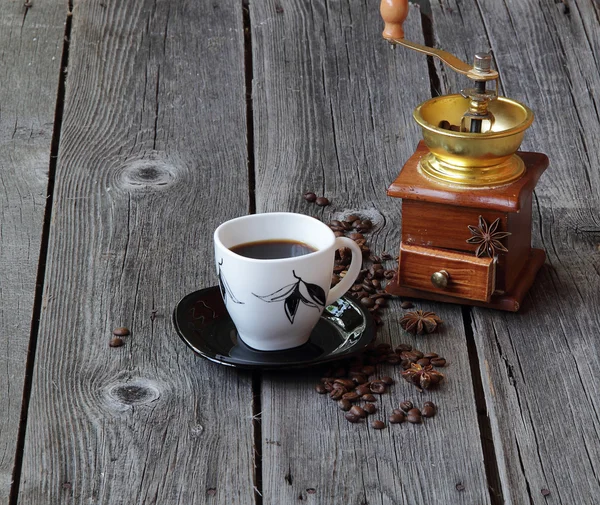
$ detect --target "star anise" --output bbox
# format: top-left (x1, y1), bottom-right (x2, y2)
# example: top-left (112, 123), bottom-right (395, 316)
top-left (401, 363), bottom-right (444, 390)
top-left (466, 216), bottom-right (511, 258)
top-left (399, 310), bottom-right (442, 334)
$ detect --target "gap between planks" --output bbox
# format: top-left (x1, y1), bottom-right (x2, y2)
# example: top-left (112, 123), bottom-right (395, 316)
top-left (8, 2), bottom-right (74, 505)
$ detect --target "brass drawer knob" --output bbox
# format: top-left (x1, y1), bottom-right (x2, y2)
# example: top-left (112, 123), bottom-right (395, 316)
top-left (431, 270), bottom-right (450, 288)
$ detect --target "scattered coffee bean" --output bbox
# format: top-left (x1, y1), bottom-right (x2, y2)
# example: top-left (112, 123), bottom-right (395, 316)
top-left (400, 301), bottom-right (414, 309)
top-left (381, 376), bottom-right (394, 386)
top-left (400, 401), bottom-right (413, 412)
top-left (350, 405), bottom-right (367, 418)
top-left (361, 394), bottom-right (376, 402)
top-left (338, 399), bottom-right (352, 411)
top-left (303, 191), bottom-right (317, 202)
top-left (363, 403), bottom-right (377, 414)
top-left (417, 358), bottom-right (430, 367)
top-left (315, 384), bottom-right (327, 394)
top-left (109, 337), bottom-right (124, 348)
top-left (541, 489), bottom-right (550, 497)
top-left (407, 408), bottom-right (422, 424)
top-left (431, 358), bottom-right (447, 367)
top-left (355, 385), bottom-right (371, 396)
top-left (395, 343), bottom-right (412, 353)
top-left (456, 483), bottom-right (465, 492)
top-left (342, 392), bottom-right (360, 402)
top-left (424, 352), bottom-right (438, 359)
top-left (371, 420), bottom-right (386, 429)
top-left (389, 412), bottom-right (406, 424)
top-left (334, 378), bottom-right (355, 389)
top-left (329, 389), bottom-right (344, 400)
top-left (370, 381), bottom-right (387, 394)
top-left (113, 327), bottom-right (130, 336)
top-left (422, 404), bottom-right (436, 418)
top-left (345, 412), bottom-right (361, 423)
top-left (315, 196), bottom-right (330, 206)
top-left (346, 214), bottom-right (359, 223)
top-left (392, 408), bottom-right (404, 416)
top-left (360, 297), bottom-right (375, 308)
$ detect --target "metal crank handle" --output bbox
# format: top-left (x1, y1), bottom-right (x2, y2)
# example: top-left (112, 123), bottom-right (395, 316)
top-left (379, 0), bottom-right (498, 82)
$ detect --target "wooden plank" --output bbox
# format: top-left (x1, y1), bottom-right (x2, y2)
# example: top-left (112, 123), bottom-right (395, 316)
top-left (0, 2), bottom-right (65, 500)
top-left (251, 1), bottom-right (492, 503)
top-left (430, 0), bottom-right (600, 502)
top-left (17, 1), bottom-right (255, 503)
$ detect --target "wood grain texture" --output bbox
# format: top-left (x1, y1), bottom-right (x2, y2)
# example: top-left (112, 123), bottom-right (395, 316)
top-left (17, 1), bottom-right (255, 503)
top-left (0, 2), bottom-right (65, 500)
top-left (430, 0), bottom-right (600, 502)
top-left (251, 0), bottom-right (491, 503)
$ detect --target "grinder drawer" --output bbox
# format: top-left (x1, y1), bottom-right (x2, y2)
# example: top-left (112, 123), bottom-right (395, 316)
top-left (399, 243), bottom-right (496, 302)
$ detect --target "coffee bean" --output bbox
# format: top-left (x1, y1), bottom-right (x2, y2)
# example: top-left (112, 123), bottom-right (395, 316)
top-left (350, 374), bottom-right (368, 385)
top-left (348, 232), bottom-right (364, 241)
top-left (407, 409), bottom-right (422, 424)
top-left (113, 327), bottom-right (130, 336)
top-left (361, 219), bottom-right (373, 229)
top-left (371, 279), bottom-right (381, 290)
top-left (303, 191), bottom-right (317, 202)
top-left (400, 401), bottom-right (413, 412)
top-left (334, 378), bottom-right (354, 389)
top-left (329, 389), bottom-right (344, 400)
top-left (417, 358), bottom-right (431, 367)
top-left (338, 399), bottom-right (352, 411)
top-left (109, 337), bottom-right (124, 348)
top-left (431, 358), bottom-right (447, 367)
top-left (334, 231), bottom-right (344, 238)
top-left (389, 412), bottom-right (406, 424)
top-left (381, 376), bottom-right (394, 386)
top-left (349, 405), bottom-right (367, 418)
top-left (342, 392), bottom-right (360, 402)
top-left (355, 385), bottom-right (371, 396)
top-left (346, 214), bottom-right (360, 223)
top-left (424, 352), bottom-right (438, 359)
top-left (363, 403), bottom-right (377, 414)
top-left (361, 365), bottom-right (376, 376)
top-left (369, 381), bottom-right (387, 394)
top-left (455, 483), bottom-right (465, 492)
top-left (371, 420), bottom-right (386, 429)
top-left (423, 401), bottom-right (436, 408)
top-left (385, 354), bottom-right (400, 365)
top-left (541, 489), bottom-right (550, 497)
top-left (384, 270), bottom-right (395, 279)
top-left (362, 394), bottom-right (376, 402)
top-left (412, 350), bottom-right (424, 359)
top-left (315, 196), bottom-right (330, 206)
top-left (395, 343), bottom-right (412, 353)
top-left (345, 412), bottom-right (361, 423)
top-left (360, 297), bottom-right (375, 308)
top-left (315, 384), bottom-right (327, 394)
top-left (400, 301), bottom-right (414, 309)
top-left (422, 405), bottom-right (436, 418)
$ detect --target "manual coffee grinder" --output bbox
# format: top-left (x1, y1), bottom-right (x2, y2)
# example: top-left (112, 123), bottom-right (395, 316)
top-left (380, 0), bottom-right (547, 311)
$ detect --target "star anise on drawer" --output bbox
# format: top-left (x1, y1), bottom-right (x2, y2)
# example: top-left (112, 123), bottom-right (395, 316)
top-left (467, 216), bottom-right (511, 258)
top-left (401, 363), bottom-right (444, 390)
top-left (399, 310), bottom-right (442, 334)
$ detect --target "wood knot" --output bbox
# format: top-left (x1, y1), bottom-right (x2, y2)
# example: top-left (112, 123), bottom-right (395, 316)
top-left (117, 159), bottom-right (176, 192)
top-left (107, 379), bottom-right (160, 407)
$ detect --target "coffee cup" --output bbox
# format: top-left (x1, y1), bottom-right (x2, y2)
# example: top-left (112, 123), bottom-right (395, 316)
top-left (213, 212), bottom-right (363, 351)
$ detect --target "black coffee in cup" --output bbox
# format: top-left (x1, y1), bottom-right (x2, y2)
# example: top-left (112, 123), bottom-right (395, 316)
top-left (230, 239), bottom-right (317, 260)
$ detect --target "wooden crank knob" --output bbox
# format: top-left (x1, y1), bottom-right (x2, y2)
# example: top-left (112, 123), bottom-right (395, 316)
top-left (380, 0), bottom-right (409, 40)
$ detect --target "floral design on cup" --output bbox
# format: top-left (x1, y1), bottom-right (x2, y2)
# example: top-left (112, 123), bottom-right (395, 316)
top-left (253, 271), bottom-right (325, 324)
top-left (218, 259), bottom-right (244, 305)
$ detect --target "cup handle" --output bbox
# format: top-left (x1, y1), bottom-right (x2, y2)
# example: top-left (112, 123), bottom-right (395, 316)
top-left (326, 237), bottom-right (363, 306)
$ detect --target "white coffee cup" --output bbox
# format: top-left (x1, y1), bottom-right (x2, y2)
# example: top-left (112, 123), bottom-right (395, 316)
top-left (214, 212), bottom-right (363, 351)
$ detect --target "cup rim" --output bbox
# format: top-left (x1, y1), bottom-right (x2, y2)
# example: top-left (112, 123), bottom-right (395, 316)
top-left (214, 212), bottom-right (336, 264)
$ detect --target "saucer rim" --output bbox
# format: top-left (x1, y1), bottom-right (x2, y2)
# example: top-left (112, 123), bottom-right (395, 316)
top-left (172, 286), bottom-right (375, 370)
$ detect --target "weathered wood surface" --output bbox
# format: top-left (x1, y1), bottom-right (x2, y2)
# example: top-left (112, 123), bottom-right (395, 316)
top-left (251, 1), bottom-right (491, 503)
top-left (431, 0), bottom-right (600, 503)
top-left (16, 1), bottom-right (255, 504)
top-left (0, 2), bottom-right (65, 500)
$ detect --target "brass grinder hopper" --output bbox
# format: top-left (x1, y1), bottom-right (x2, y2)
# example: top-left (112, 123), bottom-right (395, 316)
top-left (381, 0), bottom-right (534, 186)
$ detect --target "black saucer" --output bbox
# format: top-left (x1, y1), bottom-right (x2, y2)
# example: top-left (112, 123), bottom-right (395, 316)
top-left (173, 286), bottom-right (374, 369)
